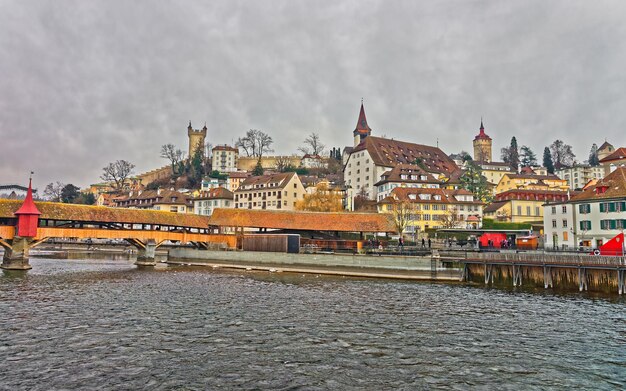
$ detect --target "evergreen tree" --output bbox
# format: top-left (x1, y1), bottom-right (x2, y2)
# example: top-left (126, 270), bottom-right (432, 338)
top-left (588, 143), bottom-right (600, 166)
top-left (252, 158), bottom-right (264, 176)
top-left (543, 147), bottom-right (555, 174)
top-left (509, 137), bottom-right (519, 170)
top-left (500, 137), bottom-right (519, 170)
top-left (520, 146), bottom-right (538, 167)
top-left (460, 161), bottom-right (492, 202)
top-left (60, 184), bottom-right (80, 203)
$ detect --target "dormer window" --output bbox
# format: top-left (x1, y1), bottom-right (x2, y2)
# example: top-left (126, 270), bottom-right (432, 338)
top-left (408, 194), bottom-right (416, 200)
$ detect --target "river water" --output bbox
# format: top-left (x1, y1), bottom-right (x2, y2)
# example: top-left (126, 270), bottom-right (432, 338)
top-left (0, 257), bottom-right (624, 390)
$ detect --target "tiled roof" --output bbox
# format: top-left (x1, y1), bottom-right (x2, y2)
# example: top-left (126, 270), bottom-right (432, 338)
top-left (208, 209), bottom-right (395, 232)
top-left (506, 174), bottom-right (563, 181)
top-left (570, 167), bottom-right (626, 202)
top-left (195, 187), bottom-right (234, 201)
top-left (0, 200), bottom-right (209, 228)
top-left (212, 145), bottom-right (238, 152)
top-left (116, 189), bottom-right (191, 206)
top-left (494, 189), bottom-right (572, 202)
top-left (473, 121), bottom-right (491, 140)
top-left (598, 141), bottom-right (614, 151)
top-left (238, 172), bottom-right (297, 190)
top-left (374, 164), bottom-right (441, 186)
top-left (228, 172), bottom-right (251, 179)
top-left (352, 136), bottom-right (459, 175)
top-left (382, 187), bottom-right (483, 205)
top-left (599, 147), bottom-right (626, 163)
top-left (483, 201), bottom-right (508, 213)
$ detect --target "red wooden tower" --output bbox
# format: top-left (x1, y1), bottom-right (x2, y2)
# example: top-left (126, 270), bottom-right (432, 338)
top-left (14, 179), bottom-right (41, 237)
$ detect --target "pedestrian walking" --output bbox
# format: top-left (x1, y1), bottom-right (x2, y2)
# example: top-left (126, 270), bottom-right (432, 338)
top-left (421, 238), bottom-right (426, 248)
top-left (428, 238), bottom-right (431, 248)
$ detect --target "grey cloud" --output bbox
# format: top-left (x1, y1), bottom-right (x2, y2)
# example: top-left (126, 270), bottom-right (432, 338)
top-left (1, 0), bottom-right (625, 188)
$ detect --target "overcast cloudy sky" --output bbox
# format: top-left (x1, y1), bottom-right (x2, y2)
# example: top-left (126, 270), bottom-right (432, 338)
top-left (1, 0), bottom-right (625, 188)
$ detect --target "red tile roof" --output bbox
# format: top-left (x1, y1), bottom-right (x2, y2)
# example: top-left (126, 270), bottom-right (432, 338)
top-left (570, 167), bottom-right (626, 202)
top-left (494, 189), bottom-right (572, 202)
top-left (599, 147), bottom-right (626, 163)
top-left (352, 136), bottom-right (459, 175)
top-left (473, 120), bottom-right (491, 141)
top-left (212, 145), bottom-right (239, 152)
top-left (374, 164), bottom-right (441, 186)
top-left (195, 187), bottom-right (234, 200)
top-left (381, 187), bottom-right (483, 205)
top-left (208, 208), bottom-right (395, 232)
top-left (239, 172), bottom-right (298, 190)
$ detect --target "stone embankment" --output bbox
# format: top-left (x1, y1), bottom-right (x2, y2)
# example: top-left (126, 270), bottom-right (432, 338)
top-left (167, 248), bottom-right (460, 281)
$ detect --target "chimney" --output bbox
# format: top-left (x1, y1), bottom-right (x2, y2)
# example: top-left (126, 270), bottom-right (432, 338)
top-left (157, 188), bottom-right (162, 196)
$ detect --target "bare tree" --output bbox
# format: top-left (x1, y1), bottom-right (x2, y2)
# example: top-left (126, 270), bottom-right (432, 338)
top-left (101, 160), bottom-right (135, 190)
top-left (235, 129), bottom-right (274, 157)
top-left (389, 200), bottom-right (417, 236)
top-left (440, 207), bottom-right (460, 229)
top-left (43, 181), bottom-right (64, 202)
top-left (549, 139), bottom-right (576, 169)
top-left (274, 155), bottom-right (293, 172)
top-left (298, 132), bottom-right (325, 156)
top-left (160, 144), bottom-right (184, 174)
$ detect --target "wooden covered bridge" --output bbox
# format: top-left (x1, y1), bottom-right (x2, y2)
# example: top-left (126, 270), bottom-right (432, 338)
top-left (0, 184), bottom-right (234, 269)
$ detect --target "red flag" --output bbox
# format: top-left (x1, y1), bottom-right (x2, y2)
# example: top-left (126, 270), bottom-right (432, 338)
top-left (599, 232), bottom-right (624, 256)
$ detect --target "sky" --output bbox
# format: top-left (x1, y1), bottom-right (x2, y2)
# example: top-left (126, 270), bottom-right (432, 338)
top-left (1, 0), bottom-right (626, 189)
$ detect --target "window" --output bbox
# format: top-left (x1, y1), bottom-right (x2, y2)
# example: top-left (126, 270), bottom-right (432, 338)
top-left (552, 220), bottom-right (557, 228)
top-left (294, 183), bottom-right (297, 189)
top-left (535, 207), bottom-right (540, 216)
top-left (562, 219), bottom-right (568, 228)
top-left (551, 206), bottom-right (556, 214)
top-left (562, 206), bottom-right (567, 213)
top-left (517, 206), bottom-right (522, 215)
top-left (423, 214), bottom-right (431, 221)
top-left (579, 204), bottom-right (591, 214)
top-left (423, 204), bottom-right (430, 210)
top-left (526, 206), bottom-right (531, 216)
top-left (563, 231), bottom-right (568, 241)
top-left (580, 221), bottom-right (591, 230)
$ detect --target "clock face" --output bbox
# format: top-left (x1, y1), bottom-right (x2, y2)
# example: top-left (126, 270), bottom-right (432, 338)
top-left (361, 120), bottom-right (367, 128)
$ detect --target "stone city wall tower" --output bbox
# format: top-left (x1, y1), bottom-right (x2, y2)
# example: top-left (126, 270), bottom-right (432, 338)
top-left (473, 120), bottom-right (492, 162)
top-left (188, 121), bottom-right (207, 158)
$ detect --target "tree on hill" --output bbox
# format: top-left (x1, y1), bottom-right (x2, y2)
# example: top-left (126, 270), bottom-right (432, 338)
top-left (235, 129), bottom-right (274, 157)
top-left (252, 158), bottom-right (264, 176)
top-left (298, 132), bottom-right (325, 155)
top-left (43, 181), bottom-right (64, 202)
top-left (460, 161), bottom-right (491, 202)
top-left (295, 182), bottom-right (343, 212)
top-left (549, 139), bottom-right (575, 169)
top-left (501, 137), bottom-right (520, 170)
top-left (543, 147), bottom-right (555, 174)
top-left (61, 184), bottom-right (80, 203)
top-left (160, 144), bottom-right (184, 177)
top-left (588, 143), bottom-right (600, 166)
top-left (520, 146), bottom-right (538, 167)
top-left (187, 148), bottom-right (206, 188)
top-left (101, 160), bottom-right (135, 190)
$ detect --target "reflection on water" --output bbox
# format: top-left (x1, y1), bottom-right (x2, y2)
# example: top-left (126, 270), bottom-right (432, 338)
top-left (0, 257), bottom-right (624, 390)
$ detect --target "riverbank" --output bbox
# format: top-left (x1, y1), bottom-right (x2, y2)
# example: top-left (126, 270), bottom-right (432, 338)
top-left (167, 248), bottom-right (461, 281)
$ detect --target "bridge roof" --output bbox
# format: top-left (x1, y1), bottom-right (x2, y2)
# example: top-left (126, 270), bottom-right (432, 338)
top-left (208, 208), bottom-right (395, 233)
top-left (0, 200), bottom-right (209, 229)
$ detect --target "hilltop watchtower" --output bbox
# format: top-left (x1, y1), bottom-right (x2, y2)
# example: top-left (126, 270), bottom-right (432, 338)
top-left (473, 120), bottom-right (492, 162)
top-left (188, 121), bottom-right (207, 158)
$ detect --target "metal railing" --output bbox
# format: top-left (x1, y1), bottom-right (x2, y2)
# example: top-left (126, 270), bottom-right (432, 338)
top-left (468, 252), bottom-right (626, 266)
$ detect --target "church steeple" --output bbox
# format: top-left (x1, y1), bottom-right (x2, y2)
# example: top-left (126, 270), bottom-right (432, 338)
top-left (353, 100), bottom-right (372, 147)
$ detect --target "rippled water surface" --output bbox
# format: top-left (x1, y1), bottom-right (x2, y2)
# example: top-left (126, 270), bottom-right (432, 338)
top-left (1, 257), bottom-right (625, 390)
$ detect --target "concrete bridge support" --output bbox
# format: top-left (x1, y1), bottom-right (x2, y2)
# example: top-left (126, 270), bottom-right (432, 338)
top-left (1, 236), bottom-right (33, 270)
top-left (129, 239), bottom-right (159, 267)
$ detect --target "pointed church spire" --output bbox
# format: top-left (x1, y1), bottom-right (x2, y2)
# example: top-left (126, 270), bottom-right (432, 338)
top-left (480, 117), bottom-right (484, 131)
top-left (188, 120), bottom-right (192, 129)
top-left (354, 102), bottom-right (371, 133)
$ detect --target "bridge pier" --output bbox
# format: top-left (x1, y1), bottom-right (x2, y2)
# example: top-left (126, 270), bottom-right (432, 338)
top-left (1, 236), bottom-right (33, 270)
top-left (133, 239), bottom-right (158, 267)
